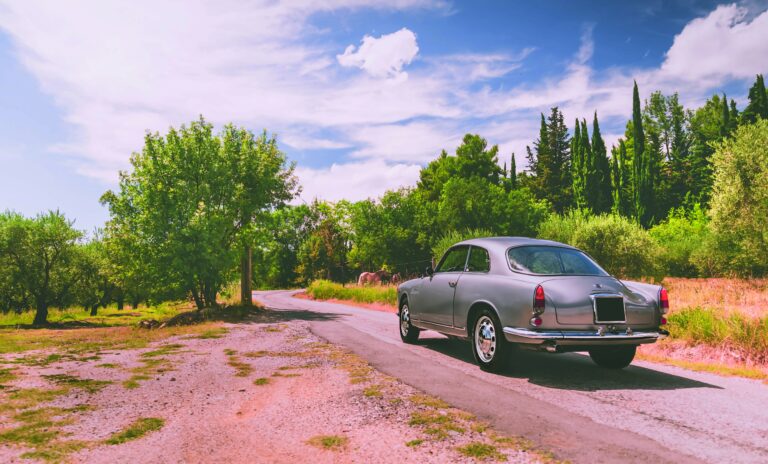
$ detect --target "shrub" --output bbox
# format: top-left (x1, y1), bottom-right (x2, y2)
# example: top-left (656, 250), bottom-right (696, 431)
top-left (431, 229), bottom-right (493, 263)
top-left (570, 215), bottom-right (661, 279)
top-left (537, 209), bottom-right (590, 244)
top-left (649, 204), bottom-right (710, 277)
top-left (539, 213), bottom-right (660, 279)
top-left (306, 280), bottom-right (397, 306)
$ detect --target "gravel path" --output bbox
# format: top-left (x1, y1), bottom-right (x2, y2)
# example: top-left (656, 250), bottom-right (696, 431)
top-left (0, 314), bottom-right (543, 463)
top-left (256, 289), bottom-right (768, 464)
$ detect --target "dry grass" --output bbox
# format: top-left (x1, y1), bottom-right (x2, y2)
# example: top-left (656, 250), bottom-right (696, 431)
top-left (664, 277), bottom-right (768, 319)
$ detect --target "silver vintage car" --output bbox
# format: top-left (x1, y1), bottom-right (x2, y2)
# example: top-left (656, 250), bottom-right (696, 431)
top-left (397, 237), bottom-right (669, 372)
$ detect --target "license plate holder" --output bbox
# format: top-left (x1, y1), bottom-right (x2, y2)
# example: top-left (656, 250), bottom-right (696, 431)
top-left (593, 296), bottom-right (626, 324)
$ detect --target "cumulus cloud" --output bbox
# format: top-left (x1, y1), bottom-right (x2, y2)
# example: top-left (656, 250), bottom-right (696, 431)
top-left (660, 3), bottom-right (768, 83)
top-left (337, 28), bottom-right (419, 79)
top-left (295, 160), bottom-right (422, 203)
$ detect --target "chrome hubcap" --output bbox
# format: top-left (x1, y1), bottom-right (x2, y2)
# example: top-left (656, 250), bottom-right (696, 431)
top-left (475, 316), bottom-right (496, 362)
top-left (400, 305), bottom-right (410, 336)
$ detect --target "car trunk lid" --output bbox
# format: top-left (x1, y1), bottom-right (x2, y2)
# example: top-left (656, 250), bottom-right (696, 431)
top-left (541, 276), bottom-right (655, 326)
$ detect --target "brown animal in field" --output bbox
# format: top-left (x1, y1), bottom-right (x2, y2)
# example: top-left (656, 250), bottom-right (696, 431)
top-left (390, 273), bottom-right (402, 285)
top-left (358, 270), bottom-right (390, 286)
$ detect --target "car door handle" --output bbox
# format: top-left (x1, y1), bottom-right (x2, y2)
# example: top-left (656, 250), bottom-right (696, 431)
top-left (448, 281), bottom-right (457, 287)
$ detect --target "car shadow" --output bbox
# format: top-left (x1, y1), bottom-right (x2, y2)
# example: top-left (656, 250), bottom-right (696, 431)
top-left (418, 336), bottom-right (723, 391)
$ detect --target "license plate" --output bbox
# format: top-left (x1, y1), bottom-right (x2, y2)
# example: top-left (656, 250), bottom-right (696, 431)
top-left (594, 297), bottom-right (626, 323)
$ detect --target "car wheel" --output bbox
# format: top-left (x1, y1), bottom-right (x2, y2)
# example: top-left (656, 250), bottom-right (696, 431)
top-left (472, 309), bottom-right (508, 372)
top-left (588, 346), bottom-right (636, 369)
top-left (399, 301), bottom-right (420, 344)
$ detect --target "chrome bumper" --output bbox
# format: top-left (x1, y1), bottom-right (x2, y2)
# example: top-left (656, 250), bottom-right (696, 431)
top-left (503, 327), bottom-right (668, 346)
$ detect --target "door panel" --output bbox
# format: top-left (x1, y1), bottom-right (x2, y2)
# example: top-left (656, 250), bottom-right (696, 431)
top-left (417, 245), bottom-right (468, 326)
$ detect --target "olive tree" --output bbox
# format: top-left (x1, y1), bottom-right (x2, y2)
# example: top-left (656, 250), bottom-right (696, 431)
top-left (0, 211), bottom-right (82, 324)
top-left (101, 118), bottom-right (297, 309)
top-left (708, 119), bottom-right (768, 276)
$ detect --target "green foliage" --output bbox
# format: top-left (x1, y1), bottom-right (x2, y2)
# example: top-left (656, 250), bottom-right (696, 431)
top-left (306, 280), bottom-right (397, 306)
top-left (632, 81), bottom-right (655, 227)
top-left (649, 205), bottom-right (710, 277)
top-left (100, 117), bottom-right (296, 308)
top-left (295, 201), bottom-right (350, 285)
top-left (539, 213), bottom-right (660, 279)
top-left (431, 229), bottom-right (494, 263)
top-left (742, 74), bottom-right (768, 125)
top-left (0, 211), bottom-right (83, 324)
top-left (667, 307), bottom-right (768, 362)
top-left (526, 109), bottom-right (572, 212)
top-left (707, 119), bottom-right (768, 276)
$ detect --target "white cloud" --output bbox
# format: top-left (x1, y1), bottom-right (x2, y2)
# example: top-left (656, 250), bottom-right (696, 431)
top-left (337, 28), bottom-right (419, 80)
top-left (0, 0), bottom-right (766, 204)
top-left (296, 160), bottom-right (421, 203)
top-left (660, 4), bottom-right (768, 83)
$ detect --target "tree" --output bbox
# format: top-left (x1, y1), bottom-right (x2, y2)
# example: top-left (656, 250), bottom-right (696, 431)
top-left (742, 74), bottom-right (768, 124)
top-left (632, 81), bottom-right (654, 226)
top-left (508, 153), bottom-right (517, 190)
top-left (571, 119), bottom-right (586, 209)
top-left (590, 112), bottom-right (612, 213)
top-left (72, 239), bottom-right (115, 316)
top-left (688, 94), bottom-right (730, 207)
top-left (296, 201), bottom-right (350, 284)
top-left (610, 140), bottom-right (632, 217)
top-left (708, 119), bottom-right (768, 276)
top-left (527, 108), bottom-right (571, 212)
top-left (0, 211), bottom-right (82, 325)
top-left (101, 118), bottom-right (297, 309)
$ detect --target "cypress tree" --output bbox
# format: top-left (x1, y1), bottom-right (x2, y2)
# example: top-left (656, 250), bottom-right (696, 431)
top-left (720, 93), bottom-right (731, 138)
top-left (743, 74), bottom-right (768, 124)
top-left (591, 112), bottom-right (612, 213)
top-left (632, 81), bottom-right (653, 226)
top-left (509, 153), bottom-right (517, 190)
top-left (581, 119), bottom-right (596, 209)
top-left (571, 119), bottom-right (586, 209)
top-left (611, 140), bottom-right (632, 217)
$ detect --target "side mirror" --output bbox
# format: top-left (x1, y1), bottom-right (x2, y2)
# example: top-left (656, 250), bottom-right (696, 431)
top-left (425, 266), bottom-right (434, 277)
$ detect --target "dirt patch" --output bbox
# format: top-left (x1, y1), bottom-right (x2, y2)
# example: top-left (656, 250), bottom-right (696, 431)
top-left (294, 292), bottom-right (397, 314)
top-left (0, 313), bottom-right (546, 463)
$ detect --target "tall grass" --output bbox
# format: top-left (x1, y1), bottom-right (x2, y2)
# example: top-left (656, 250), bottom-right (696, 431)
top-left (306, 280), bottom-right (397, 306)
top-left (668, 307), bottom-right (768, 362)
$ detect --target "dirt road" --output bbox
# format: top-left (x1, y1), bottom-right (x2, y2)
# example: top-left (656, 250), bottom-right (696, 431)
top-left (256, 289), bottom-right (768, 464)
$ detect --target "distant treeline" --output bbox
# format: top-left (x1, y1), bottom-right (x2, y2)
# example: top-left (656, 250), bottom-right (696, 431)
top-left (2, 76), bottom-right (768, 323)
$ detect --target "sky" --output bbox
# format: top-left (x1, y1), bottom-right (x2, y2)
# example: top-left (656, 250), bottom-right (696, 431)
top-left (1, 0), bottom-right (767, 232)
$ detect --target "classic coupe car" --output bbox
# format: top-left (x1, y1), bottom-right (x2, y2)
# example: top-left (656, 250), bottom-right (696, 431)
top-left (397, 237), bottom-right (669, 372)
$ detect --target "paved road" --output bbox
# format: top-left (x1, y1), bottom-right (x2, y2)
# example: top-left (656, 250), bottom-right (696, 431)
top-left (255, 290), bottom-right (768, 464)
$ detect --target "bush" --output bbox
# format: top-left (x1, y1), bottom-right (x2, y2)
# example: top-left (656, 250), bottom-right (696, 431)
top-left (537, 209), bottom-right (589, 244)
top-left (540, 212), bottom-right (661, 279)
top-left (649, 205), bottom-right (710, 277)
top-left (431, 229), bottom-right (494, 262)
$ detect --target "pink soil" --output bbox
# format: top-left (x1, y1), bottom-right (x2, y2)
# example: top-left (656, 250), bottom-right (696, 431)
top-left (0, 317), bottom-right (537, 463)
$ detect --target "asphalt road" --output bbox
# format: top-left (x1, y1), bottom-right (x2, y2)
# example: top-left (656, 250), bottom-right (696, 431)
top-left (255, 290), bottom-right (768, 464)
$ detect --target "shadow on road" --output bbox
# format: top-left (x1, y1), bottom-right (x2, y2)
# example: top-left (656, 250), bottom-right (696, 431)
top-left (419, 337), bottom-right (723, 391)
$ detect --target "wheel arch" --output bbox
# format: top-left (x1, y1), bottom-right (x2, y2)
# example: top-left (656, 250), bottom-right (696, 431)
top-left (466, 300), bottom-right (502, 332)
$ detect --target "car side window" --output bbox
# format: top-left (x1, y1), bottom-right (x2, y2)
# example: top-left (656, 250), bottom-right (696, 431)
top-left (435, 246), bottom-right (469, 273)
top-left (466, 246), bottom-right (490, 272)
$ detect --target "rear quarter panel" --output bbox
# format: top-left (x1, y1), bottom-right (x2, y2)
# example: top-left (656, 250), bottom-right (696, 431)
top-left (453, 273), bottom-right (544, 331)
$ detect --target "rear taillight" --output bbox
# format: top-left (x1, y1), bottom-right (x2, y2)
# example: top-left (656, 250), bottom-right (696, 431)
top-left (533, 285), bottom-right (545, 314)
top-left (660, 316), bottom-right (667, 326)
top-left (659, 288), bottom-right (669, 314)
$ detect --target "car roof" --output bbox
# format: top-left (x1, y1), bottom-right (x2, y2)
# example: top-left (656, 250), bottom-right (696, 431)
top-left (453, 236), bottom-right (576, 254)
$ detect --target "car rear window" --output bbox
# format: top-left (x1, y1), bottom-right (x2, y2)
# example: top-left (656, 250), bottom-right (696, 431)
top-left (507, 246), bottom-right (608, 276)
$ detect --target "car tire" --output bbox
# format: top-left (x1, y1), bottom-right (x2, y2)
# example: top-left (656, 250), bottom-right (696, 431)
top-left (471, 308), bottom-right (508, 372)
top-left (399, 300), bottom-right (420, 344)
top-left (588, 346), bottom-right (636, 369)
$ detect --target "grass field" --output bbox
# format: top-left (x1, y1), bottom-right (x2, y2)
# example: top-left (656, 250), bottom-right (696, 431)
top-left (306, 280), bottom-right (398, 306)
top-left (0, 302), bottom-right (191, 328)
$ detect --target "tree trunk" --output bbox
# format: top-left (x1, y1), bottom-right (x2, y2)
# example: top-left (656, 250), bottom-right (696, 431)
top-left (240, 245), bottom-right (252, 306)
top-left (33, 302), bottom-right (48, 326)
top-left (191, 290), bottom-right (204, 310)
top-left (131, 296), bottom-right (140, 309)
top-left (90, 305), bottom-right (98, 316)
top-left (117, 294), bottom-right (124, 310)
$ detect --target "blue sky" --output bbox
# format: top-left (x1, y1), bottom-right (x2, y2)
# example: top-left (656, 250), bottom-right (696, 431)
top-left (1, 0), bottom-right (767, 233)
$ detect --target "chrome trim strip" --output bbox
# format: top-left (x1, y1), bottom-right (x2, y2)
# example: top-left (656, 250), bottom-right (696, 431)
top-left (503, 327), bottom-right (666, 341)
